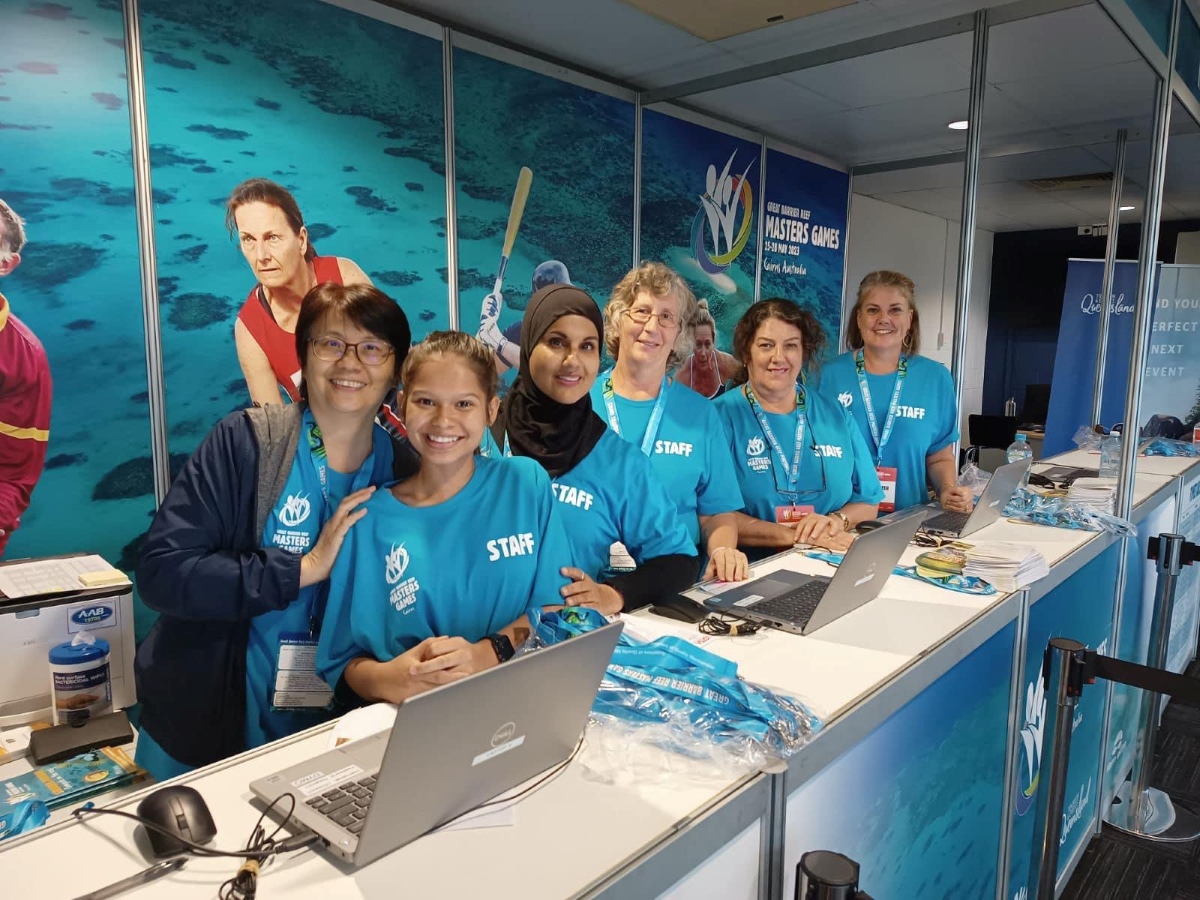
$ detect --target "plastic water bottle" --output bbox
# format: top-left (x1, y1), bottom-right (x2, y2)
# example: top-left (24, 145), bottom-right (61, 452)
top-left (1099, 432), bottom-right (1122, 478)
top-left (1006, 433), bottom-right (1033, 487)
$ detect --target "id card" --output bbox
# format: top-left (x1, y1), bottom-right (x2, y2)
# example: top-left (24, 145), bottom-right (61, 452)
top-left (606, 541), bottom-right (637, 574)
top-left (775, 504), bottom-right (814, 525)
top-left (875, 466), bottom-right (898, 513)
top-left (272, 633), bottom-right (333, 710)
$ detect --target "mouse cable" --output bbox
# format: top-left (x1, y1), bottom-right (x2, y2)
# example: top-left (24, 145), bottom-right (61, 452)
top-left (219, 794), bottom-right (318, 900)
top-left (466, 732), bottom-right (585, 815)
top-left (699, 614), bottom-right (761, 637)
top-left (73, 793), bottom-right (316, 861)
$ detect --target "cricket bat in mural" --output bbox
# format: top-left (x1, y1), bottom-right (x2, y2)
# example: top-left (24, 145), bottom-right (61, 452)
top-left (492, 166), bottom-right (533, 296)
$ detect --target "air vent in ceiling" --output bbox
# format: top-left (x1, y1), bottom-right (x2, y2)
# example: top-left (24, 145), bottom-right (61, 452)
top-left (617, 0), bottom-right (855, 41)
top-left (1027, 172), bottom-right (1114, 192)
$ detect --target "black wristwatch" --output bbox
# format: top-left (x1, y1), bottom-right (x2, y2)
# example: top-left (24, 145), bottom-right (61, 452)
top-left (487, 633), bottom-right (515, 663)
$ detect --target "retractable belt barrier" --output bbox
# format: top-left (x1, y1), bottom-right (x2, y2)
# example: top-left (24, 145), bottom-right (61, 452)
top-left (1027, 533), bottom-right (1200, 900)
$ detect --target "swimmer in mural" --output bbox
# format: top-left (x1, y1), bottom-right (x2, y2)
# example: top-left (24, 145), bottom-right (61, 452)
top-left (477, 260), bottom-right (572, 375)
top-left (229, 178), bottom-right (374, 405)
top-left (676, 299), bottom-right (742, 399)
top-left (0, 198), bottom-right (53, 558)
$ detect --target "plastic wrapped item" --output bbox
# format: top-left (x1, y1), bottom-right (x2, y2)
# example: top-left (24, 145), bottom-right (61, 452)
top-left (1073, 426), bottom-right (1103, 452)
top-left (1140, 437), bottom-right (1200, 458)
top-left (520, 607), bottom-right (822, 778)
top-left (0, 799), bottom-right (49, 841)
top-left (958, 461), bottom-right (990, 498)
top-left (1002, 487), bottom-right (1136, 536)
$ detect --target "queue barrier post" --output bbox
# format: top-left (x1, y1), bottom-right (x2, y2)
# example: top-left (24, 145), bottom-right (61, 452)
top-left (795, 850), bottom-right (874, 900)
top-left (1104, 533), bottom-right (1200, 842)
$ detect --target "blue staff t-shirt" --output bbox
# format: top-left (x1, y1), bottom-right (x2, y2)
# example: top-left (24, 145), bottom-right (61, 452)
top-left (588, 377), bottom-right (743, 546)
top-left (819, 353), bottom-right (959, 511)
top-left (714, 385), bottom-right (882, 523)
top-left (247, 416), bottom-right (394, 748)
top-left (316, 455), bottom-right (572, 690)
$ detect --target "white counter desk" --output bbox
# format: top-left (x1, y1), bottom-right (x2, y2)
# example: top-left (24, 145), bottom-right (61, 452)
top-left (2, 452), bottom-right (1193, 900)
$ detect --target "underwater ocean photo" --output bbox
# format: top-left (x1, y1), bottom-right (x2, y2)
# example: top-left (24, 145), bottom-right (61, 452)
top-left (451, 46), bottom-right (635, 375)
top-left (785, 620), bottom-right (1015, 899)
top-left (1, 0), bottom-right (154, 578)
top-left (138, 0), bottom-right (447, 456)
top-left (640, 109), bottom-right (761, 355)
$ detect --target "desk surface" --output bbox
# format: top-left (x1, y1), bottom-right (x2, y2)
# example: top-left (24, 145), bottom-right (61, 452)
top-left (0, 722), bottom-right (755, 900)
top-left (5, 450), bottom-right (1186, 899)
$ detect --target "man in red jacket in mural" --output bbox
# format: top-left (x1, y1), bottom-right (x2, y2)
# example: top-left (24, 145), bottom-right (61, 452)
top-left (0, 198), bottom-right (53, 558)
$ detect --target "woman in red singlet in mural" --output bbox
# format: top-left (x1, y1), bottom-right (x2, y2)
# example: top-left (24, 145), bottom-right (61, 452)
top-left (677, 299), bottom-right (741, 399)
top-left (228, 178), bottom-right (374, 405)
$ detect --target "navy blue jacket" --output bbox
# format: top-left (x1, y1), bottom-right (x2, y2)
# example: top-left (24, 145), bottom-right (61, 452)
top-left (135, 407), bottom-right (416, 767)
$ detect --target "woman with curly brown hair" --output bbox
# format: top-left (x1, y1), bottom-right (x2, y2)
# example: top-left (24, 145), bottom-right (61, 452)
top-left (715, 298), bottom-right (881, 557)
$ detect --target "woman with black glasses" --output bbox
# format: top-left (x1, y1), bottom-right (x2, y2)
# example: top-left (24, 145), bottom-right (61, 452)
top-left (714, 299), bottom-right (882, 557)
top-left (134, 283), bottom-right (412, 781)
top-left (589, 262), bottom-right (749, 583)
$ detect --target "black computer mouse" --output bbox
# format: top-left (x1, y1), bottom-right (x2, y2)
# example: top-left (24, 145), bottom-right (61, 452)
top-left (650, 594), bottom-right (709, 624)
top-left (136, 784), bottom-right (217, 857)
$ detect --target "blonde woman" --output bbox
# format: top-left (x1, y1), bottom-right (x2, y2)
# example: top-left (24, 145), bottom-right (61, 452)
top-left (589, 262), bottom-right (748, 582)
top-left (820, 271), bottom-right (970, 514)
top-left (677, 299), bottom-right (742, 398)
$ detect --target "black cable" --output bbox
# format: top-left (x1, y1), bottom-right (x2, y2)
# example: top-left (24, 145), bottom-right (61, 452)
top-left (699, 614), bottom-right (761, 636)
top-left (217, 794), bottom-right (308, 900)
top-left (468, 733), bottom-right (585, 813)
top-left (72, 793), bottom-right (316, 869)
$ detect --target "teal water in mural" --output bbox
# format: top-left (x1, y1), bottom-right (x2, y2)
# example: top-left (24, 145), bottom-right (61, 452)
top-left (1, 0), bottom-right (449, 642)
top-left (1, 0), bottom-right (153, 586)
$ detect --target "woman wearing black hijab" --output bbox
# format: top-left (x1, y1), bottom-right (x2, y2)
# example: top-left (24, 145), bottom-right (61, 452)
top-left (487, 284), bottom-right (698, 614)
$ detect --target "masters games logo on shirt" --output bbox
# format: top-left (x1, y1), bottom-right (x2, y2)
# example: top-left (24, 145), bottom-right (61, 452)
top-left (386, 543), bottom-right (419, 614)
top-left (278, 493), bottom-right (311, 527)
top-left (837, 392), bottom-right (853, 408)
top-left (746, 436), bottom-right (770, 472)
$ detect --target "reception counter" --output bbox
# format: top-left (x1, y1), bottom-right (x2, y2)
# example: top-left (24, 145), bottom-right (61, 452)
top-left (2, 451), bottom-right (1196, 900)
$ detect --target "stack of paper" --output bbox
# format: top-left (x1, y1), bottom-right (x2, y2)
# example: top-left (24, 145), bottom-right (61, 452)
top-left (963, 542), bottom-right (1050, 592)
top-left (1067, 477), bottom-right (1117, 514)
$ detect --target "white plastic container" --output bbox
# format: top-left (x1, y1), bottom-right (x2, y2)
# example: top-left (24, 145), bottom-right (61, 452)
top-left (48, 632), bottom-right (112, 725)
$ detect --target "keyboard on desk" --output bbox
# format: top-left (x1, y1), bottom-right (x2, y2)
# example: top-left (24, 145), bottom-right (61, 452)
top-left (921, 509), bottom-right (970, 535)
top-left (305, 774), bottom-right (378, 835)
top-left (747, 579), bottom-right (829, 629)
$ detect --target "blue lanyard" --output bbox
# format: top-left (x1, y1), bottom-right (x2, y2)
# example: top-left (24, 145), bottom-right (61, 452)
top-left (854, 350), bottom-right (908, 465)
top-left (744, 384), bottom-right (806, 498)
top-left (301, 408), bottom-right (376, 634)
top-left (601, 373), bottom-right (669, 458)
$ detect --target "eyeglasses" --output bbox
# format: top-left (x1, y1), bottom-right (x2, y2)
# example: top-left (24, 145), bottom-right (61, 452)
top-left (770, 436), bottom-right (828, 501)
top-left (624, 307), bottom-right (681, 329)
top-left (309, 336), bottom-right (394, 366)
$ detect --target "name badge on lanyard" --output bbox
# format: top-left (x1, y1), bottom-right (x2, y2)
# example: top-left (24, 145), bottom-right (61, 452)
top-left (856, 352), bottom-right (907, 513)
top-left (273, 632), bottom-right (333, 710)
top-left (745, 384), bottom-right (811, 524)
top-left (268, 415), bottom-right (354, 712)
top-left (601, 374), bottom-right (669, 571)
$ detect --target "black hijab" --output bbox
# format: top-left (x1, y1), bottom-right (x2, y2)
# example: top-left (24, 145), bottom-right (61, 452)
top-left (493, 284), bottom-right (609, 477)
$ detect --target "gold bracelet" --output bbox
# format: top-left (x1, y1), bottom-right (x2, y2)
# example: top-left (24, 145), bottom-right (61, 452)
top-left (831, 511), bottom-right (851, 532)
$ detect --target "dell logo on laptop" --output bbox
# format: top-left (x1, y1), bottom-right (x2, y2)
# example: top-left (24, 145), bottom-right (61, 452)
top-left (491, 722), bottom-right (517, 747)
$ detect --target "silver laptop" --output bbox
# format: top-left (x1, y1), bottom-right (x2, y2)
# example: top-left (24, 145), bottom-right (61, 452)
top-left (703, 513), bottom-right (924, 635)
top-left (920, 458), bottom-right (1031, 539)
top-left (250, 621), bottom-right (622, 867)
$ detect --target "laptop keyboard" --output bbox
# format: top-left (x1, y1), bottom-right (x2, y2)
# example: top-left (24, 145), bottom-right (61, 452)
top-left (921, 509), bottom-right (970, 533)
top-left (304, 775), bottom-right (378, 835)
top-left (751, 580), bottom-right (829, 629)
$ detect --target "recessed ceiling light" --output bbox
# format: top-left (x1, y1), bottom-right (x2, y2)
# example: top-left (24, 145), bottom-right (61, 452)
top-left (1120, 205), bottom-right (1135, 211)
top-left (947, 120), bottom-right (969, 130)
